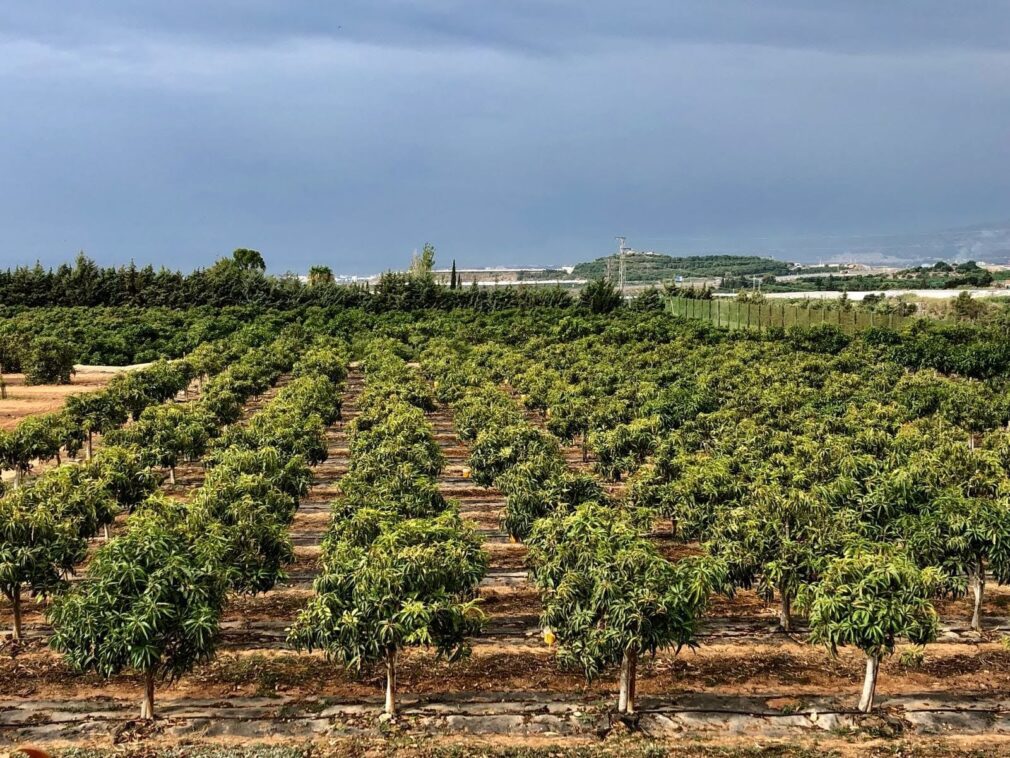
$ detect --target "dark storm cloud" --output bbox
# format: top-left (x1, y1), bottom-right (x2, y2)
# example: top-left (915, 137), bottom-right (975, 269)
top-left (1, 2), bottom-right (1009, 272)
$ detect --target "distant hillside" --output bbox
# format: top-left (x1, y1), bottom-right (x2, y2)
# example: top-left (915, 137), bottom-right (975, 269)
top-left (702, 223), bottom-right (1010, 267)
top-left (571, 253), bottom-right (793, 282)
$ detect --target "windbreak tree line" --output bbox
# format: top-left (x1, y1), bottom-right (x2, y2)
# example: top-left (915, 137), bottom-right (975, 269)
top-left (289, 340), bottom-right (487, 717)
top-left (0, 251), bottom-right (575, 312)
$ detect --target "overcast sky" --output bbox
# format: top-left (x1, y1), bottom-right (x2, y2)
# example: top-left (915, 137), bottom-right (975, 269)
top-left (1, 1), bottom-right (1009, 274)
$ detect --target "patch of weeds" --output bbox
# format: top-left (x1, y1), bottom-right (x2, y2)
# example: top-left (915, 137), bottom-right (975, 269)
top-left (898, 645), bottom-right (925, 668)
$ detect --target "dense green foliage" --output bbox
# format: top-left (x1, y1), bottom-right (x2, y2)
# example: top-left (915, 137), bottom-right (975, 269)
top-left (573, 253), bottom-right (793, 281)
top-left (7, 289), bottom-right (1010, 720)
top-left (748, 260), bottom-right (995, 293)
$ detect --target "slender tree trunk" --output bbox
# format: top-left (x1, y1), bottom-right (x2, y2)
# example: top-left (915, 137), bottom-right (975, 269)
top-left (857, 654), bottom-right (879, 713)
top-left (779, 589), bottom-right (792, 632)
top-left (103, 524), bottom-right (111, 541)
top-left (140, 670), bottom-right (156, 720)
top-left (55, 450), bottom-right (61, 466)
top-left (582, 434), bottom-right (589, 463)
top-left (384, 648), bottom-right (397, 717)
top-left (10, 589), bottom-right (22, 641)
top-left (86, 432), bottom-right (93, 461)
top-left (618, 649), bottom-right (638, 713)
top-left (971, 557), bottom-right (986, 633)
top-left (169, 467), bottom-right (176, 486)
top-left (12, 468), bottom-right (22, 489)
top-left (628, 649), bottom-right (637, 714)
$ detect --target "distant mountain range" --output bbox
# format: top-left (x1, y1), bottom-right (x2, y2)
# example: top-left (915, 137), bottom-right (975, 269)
top-left (711, 223), bottom-right (1010, 267)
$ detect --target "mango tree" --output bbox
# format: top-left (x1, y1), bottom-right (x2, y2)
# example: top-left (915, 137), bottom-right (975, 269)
top-left (0, 488), bottom-right (86, 639)
top-left (706, 485), bottom-right (859, 631)
top-left (902, 493), bottom-right (1010, 633)
top-left (544, 388), bottom-right (591, 462)
top-left (119, 404), bottom-right (213, 484)
top-left (528, 502), bottom-right (723, 714)
top-left (799, 547), bottom-right (939, 713)
top-left (467, 423), bottom-right (559, 487)
top-left (5, 414), bottom-right (61, 487)
top-left (48, 500), bottom-right (226, 719)
top-left (64, 392), bottom-right (127, 460)
top-left (87, 445), bottom-right (159, 516)
top-left (188, 478), bottom-right (295, 593)
top-left (289, 513), bottom-right (487, 717)
top-left (31, 465), bottom-right (118, 541)
top-left (589, 416), bottom-right (660, 482)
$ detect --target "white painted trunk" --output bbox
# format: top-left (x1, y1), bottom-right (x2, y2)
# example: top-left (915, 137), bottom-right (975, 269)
top-left (385, 649), bottom-right (397, 717)
top-left (858, 654), bottom-right (879, 713)
top-left (618, 649), bottom-right (638, 713)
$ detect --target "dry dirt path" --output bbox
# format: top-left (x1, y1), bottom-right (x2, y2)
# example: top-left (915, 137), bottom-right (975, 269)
top-left (430, 397), bottom-right (544, 649)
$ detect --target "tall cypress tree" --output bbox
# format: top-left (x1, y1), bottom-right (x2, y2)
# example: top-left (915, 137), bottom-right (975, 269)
top-left (450, 260), bottom-right (457, 289)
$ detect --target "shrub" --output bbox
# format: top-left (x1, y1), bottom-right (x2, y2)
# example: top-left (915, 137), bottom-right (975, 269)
top-left (22, 336), bottom-right (75, 385)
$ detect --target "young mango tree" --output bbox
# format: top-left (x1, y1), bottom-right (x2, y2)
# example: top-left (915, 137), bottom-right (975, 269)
top-left (48, 499), bottom-right (226, 719)
top-left (528, 502), bottom-right (724, 714)
top-left (5, 414), bottom-right (61, 487)
top-left (0, 488), bottom-right (86, 639)
top-left (118, 404), bottom-right (212, 484)
top-left (64, 392), bottom-right (127, 460)
top-left (87, 445), bottom-right (160, 515)
top-left (902, 493), bottom-right (1010, 632)
top-left (706, 485), bottom-right (859, 632)
top-left (289, 513), bottom-right (487, 717)
top-left (798, 547), bottom-right (940, 713)
top-left (30, 465), bottom-right (119, 541)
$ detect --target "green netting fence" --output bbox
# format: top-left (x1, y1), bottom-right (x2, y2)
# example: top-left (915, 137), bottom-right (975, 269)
top-left (665, 297), bottom-right (917, 334)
